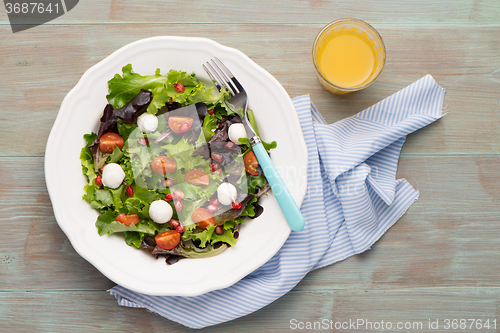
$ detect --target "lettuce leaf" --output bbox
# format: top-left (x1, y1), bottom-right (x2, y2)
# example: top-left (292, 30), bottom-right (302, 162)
top-left (192, 84), bottom-right (227, 105)
top-left (107, 146), bottom-right (124, 164)
top-left (240, 195), bottom-right (258, 217)
top-left (106, 65), bottom-right (224, 115)
top-left (107, 65), bottom-right (170, 114)
top-left (124, 231), bottom-right (144, 248)
top-left (117, 120), bottom-right (138, 142)
top-left (210, 226), bottom-right (239, 246)
top-left (189, 225), bottom-right (216, 247)
top-left (189, 222), bottom-right (240, 247)
top-left (81, 133), bottom-right (97, 183)
top-left (247, 175), bottom-right (267, 194)
top-left (110, 186), bottom-right (125, 212)
top-left (95, 210), bottom-right (160, 236)
top-left (122, 185), bottom-right (162, 218)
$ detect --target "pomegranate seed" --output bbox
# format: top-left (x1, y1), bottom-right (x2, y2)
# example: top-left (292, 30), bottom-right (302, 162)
top-left (211, 153), bottom-right (224, 163)
top-left (165, 193), bottom-right (174, 201)
top-left (172, 189), bottom-right (184, 199)
top-left (168, 97), bottom-right (173, 104)
top-left (170, 219), bottom-right (180, 229)
top-left (95, 175), bottom-right (102, 186)
top-left (175, 224), bottom-right (185, 233)
top-left (231, 201), bottom-right (242, 210)
top-left (175, 200), bottom-right (183, 211)
top-left (99, 164), bottom-right (107, 174)
top-left (213, 169), bottom-right (223, 177)
top-left (215, 226), bottom-right (224, 235)
top-left (126, 185), bottom-right (134, 197)
top-left (224, 141), bottom-right (236, 149)
top-left (209, 198), bottom-right (219, 206)
top-left (207, 109), bottom-right (215, 115)
top-left (211, 163), bottom-right (220, 172)
top-left (138, 137), bottom-right (149, 145)
top-left (174, 82), bottom-right (185, 93)
top-left (207, 204), bottom-right (218, 213)
top-left (165, 178), bottom-right (175, 187)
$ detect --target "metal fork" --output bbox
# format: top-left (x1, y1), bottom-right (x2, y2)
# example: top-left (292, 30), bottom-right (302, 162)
top-left (203, 58), bottom-right (305, 232)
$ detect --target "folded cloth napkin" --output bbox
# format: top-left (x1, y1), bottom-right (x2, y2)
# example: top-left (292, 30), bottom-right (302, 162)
top-left (110, 74), bottom-right (445, 328)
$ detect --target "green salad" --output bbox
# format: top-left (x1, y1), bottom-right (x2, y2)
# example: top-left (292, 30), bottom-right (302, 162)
top-left (80, 64), bottom-right (276, 264)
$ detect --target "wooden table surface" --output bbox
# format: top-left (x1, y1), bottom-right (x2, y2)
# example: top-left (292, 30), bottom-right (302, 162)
top-left (1, 1), bottom-right (500, 332)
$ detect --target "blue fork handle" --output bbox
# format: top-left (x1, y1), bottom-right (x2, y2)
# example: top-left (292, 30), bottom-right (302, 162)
top-left (252, 142), bottom-right (305, 232)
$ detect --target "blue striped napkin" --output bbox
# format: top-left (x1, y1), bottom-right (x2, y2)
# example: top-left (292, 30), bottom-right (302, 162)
top-left (109, 74), bottom-right (445, 328)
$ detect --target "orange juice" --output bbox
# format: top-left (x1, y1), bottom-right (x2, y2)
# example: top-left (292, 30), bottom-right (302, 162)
top-left (317, 31), bottom-right (376, 88)
top-left (313, 19), bottom-right (386, 94)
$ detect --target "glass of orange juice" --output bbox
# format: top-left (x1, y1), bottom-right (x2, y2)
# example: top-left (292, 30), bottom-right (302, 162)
top-left (313, 19), bottom-right (386, 94)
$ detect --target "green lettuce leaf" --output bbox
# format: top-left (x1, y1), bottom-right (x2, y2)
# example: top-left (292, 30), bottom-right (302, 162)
top-left (189, 225), bottom-right (216, 247)
top-left (117, 120), bottom-right (138, 142)
top-left (90, 189), bottom-right (114, 210)
top-left (247, 174), bottom-right (267, 194)
top-left (81, 133), bottom-right (97, 183)
top-left (107, 146), bottom-right (124, 164)
top-left (192, 85), bottom-right (227, 105)
top-left (106, 65), bottom-right (170, 114)
top-left (210, 226), bottom-right (239, 246)
top-left (95, 210), bottom-right (160, 236)
top-left (122, 185), bottom-right (162, 217)
top-left (110, 185), bottom-right (125, 212)
top-left (82, 183), bottom-right (96, 203)
top-left (240, 195), bottom-right (258, 217)
top-left (202, 113), bottom-right (218, 140)
top-left (246, 109), bottom-right (260, 136)
top-left (107, 65), bottom-right (223, 114)
top-left (124, 231), bottom-right (144, 248)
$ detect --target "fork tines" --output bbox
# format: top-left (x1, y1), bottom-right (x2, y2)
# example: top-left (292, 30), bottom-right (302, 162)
top-left (203, 58), bottom-right (242, 96)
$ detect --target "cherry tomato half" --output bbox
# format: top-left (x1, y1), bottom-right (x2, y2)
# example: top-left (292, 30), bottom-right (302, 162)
top-left (155, 230), bottom-right (181, 250)
top-left (191, 208), bottom-right (216, 229)
top-left (116, 213), bottom-right (139, 226)
top-left (244, 151), bottom-right (260, 176)
top-left (184, 170), bottom-right (209, 186)
top-left (151, 156), bottom-right (177, 175)
top-left (99, 132), bottom-right (124, 153)
top-left (168, 116), bottom-right (193, 134)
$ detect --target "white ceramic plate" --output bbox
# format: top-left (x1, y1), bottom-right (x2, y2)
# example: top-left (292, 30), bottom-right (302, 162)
top-left (45, 36), bottom-right (307, 296)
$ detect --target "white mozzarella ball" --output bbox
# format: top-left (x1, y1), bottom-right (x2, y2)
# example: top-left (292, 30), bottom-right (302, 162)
top-left (101, 163), bottom-right (125, 189)
top-left (217, 182), bottom-right (238, 206)
top-left (149, 200), bottom-right (173, 224)
top-left (228, 123), bottom-right (247, 145)
top-left (137, 112), bottom-right (158, 133)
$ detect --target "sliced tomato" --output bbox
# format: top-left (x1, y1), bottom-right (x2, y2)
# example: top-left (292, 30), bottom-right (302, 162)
top-left (184, 170), bottom-right (209, 186)
top-left (244, 151), bottom-right (260, 176)
top-left (155, 230), bottom-right (181, 250)
top-left (99, 132), bottom-right (124, 153)
top-left (168, 116), bottom-right (194, 134)
top-left (151, 156), bottom-right (177, 175)
top-left (116, 213), bottom-right (139, 226)
top-left (191, 208), bottom-right (216, 229)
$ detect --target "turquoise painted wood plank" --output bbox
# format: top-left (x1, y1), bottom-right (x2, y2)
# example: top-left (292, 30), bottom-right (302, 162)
top-left (0, 0), bottom-right (499, 25)
top-left (0, 25), bottom-right (499, 157)
top-left (0, 157), bottom-right (115, 291)
top-left (1, 156), bottom-right (499, 291)
top-left (299, 155), bottom-right (500, 290)
top-left (1, 289), bottom-right (499, 332)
